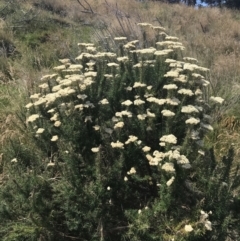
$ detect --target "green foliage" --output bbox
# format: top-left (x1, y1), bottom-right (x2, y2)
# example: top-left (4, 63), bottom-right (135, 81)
top-left (0, 23), bottom-right (239, 241)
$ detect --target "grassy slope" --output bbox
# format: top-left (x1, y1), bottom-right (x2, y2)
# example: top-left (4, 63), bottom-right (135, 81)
top-left (0, 0), bottom-right (240, 161)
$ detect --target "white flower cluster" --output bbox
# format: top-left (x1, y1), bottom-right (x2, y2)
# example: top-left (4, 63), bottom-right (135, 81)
top-left (23, 23), bottom-right (222, 225)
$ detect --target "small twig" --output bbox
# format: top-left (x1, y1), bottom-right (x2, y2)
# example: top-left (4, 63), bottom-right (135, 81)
top-left (83, 0), bottom-right (94, 14)
top-left (200, 22), bottom-right (207, 33)
top-left (76, 0), bottom-right (94, 14)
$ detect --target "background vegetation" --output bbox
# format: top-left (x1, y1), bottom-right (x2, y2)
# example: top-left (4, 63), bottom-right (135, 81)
top-left (0, 0), bottom-right (240, 240)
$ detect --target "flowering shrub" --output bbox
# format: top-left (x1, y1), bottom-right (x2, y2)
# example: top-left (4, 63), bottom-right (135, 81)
top-left (1, 23), bottom-right (239, 241)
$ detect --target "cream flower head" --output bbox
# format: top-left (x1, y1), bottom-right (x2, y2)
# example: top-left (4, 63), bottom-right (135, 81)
top-left (184, 225), bottom-right (193, 232)
top-left (36, 128), bottom-right (45, 134)
top-left (161, 162), bottom-right (175, 172)
top-left (160, 134), bottom-right (177, 144)
top-left (142, 146), bottom-right (151, 152)
top-left (163, 84), bottom-right (178, 90)
top-left (185, 117), bottom-right (200, 125)
top-left (178, 88), bottom-right (194, 96)
top-left (27, 114), bottom-right (40, 123)
top-left (125, 135), bottom-right (138, 144)
top-left (51, 135), bottom-right (58, 142)
top-left (121, 100), bottom-right (133, 106)
top-left (91, 147), bottom-right (100, 153)
top-left (210, 96), bottom-right (224, 104)
top-left (111, 141), bottom-right (124, 149)
top-left (181, 105), bottom-right (199, 114)
top-left (161, 110), bottom-right (175, 117)
top-left (114, 122), bottom-right (124, 129)
top-left (134, 99), bottom-right (145, 106)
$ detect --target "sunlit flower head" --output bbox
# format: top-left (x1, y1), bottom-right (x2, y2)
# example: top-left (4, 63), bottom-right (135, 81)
top-left (27, 114), bottom-right (40, 123)
top-left (107, 63), bottom-right (119, 67)
top-left (184, 225), bottom-right (193, 232)
top-left (47, 108), bottom-right (55, 113)
top-left (163, 84), bottom-right (178, 90)
top-left (210, 96), bottom-right (224, 104)
top-left (137, 114), bottom-right (147, 120)
top-left (161, 162), bottom-right (175, 172)
top-left (111, 141), bottom-right (124, 149)
top-left (183, 63), bottom-right (198, 72)
top-left (176, 155), bottom-right (189, 165)
top-left (127, 167), bottom-right (136, 175)
top-left (142, 146), bottom-right (151, 152)
top-left (181, 105), bottom-right (199, 114)
top-left (53, 65), bottom-right (66, 71)
top-left (34, 97), bottom-right (47, 106)
top-left (125, 135), bottom-right (138, 144)
top-left (185, 117), bottom-right (200, 125)
top-left (165, 98), bottom-right (180, 106)
top-left (84, 71), bottom-right (97, 77)
top-left (146, 96), bottom-right (158, 103)
top-left (51, 135), bottom-right (58, 142)
top-left (68, 64), bottom-right (83, 70)
top-left (160, 134), bottom-right (177, 144)
top-left (117, 56), bottom-right (129, 62)
top-left (25, 103), bottom-right (33, 109)
top-left (134, 99), bottom-right (145, 106)
top-left (91, 147), bottom-right (100, 153)
top-left (164, 71), bottom-right (179, 78)
top-left (116, 110), bottom-right (133, 118)
top-left (135, 48), bottom-right (156, 55)
top-left (161, 109), bottom-right (175, 117)
top-left (174, 74), bottom-right (187, 83)
top-left (178, 88), bottom-right (194, 96)
top-left (54, 121), bottom-right (61, 127)
top-left (50, 113), bottom-right (58, 122)
top-left (133, 82), bottom-right (147, 88)
top-left (98, 98), bottom-right (109, 105)
top-left (168, 150), bottom-right (180, 161)
top-left (36, 128), bottom-right (45, 134)
top-left (114, 121), bottom-right (124, 129)
top-left (121, 100), bottom-right (133, 106)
